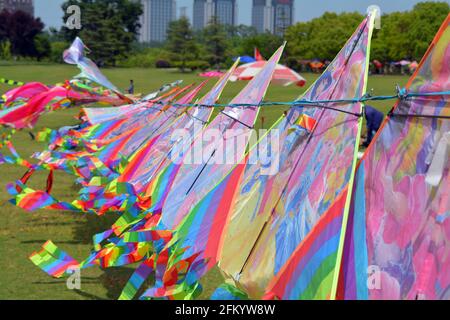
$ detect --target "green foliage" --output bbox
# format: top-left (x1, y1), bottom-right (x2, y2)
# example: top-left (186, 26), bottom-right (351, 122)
top-left (200, 17), bottom-right (229, 68)
top-left (0, 40), bottom-right (12, 60)
top-left (117, 48), bottom-right (172, 68)
top-left (286, 2), bottom-right (449, 62)
top-left (166, 17), bottom-right (199, 72)
top-left (0, 9), bottom-right (45, 58)
top-left (49, 41), bottom-right (70, 63)
top-left (285, 12), bottom-right (364, 60)
top-left (60, 0), bottom-right (143, 66)
top-left (34, 34), bottom-right (51, 61)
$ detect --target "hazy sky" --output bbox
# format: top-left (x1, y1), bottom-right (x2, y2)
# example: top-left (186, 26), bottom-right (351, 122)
top-left (36, 0), bottom-right (449, 29)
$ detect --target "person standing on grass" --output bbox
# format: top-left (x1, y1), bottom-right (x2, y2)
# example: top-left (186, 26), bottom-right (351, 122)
top-left (363, 105), bottom-right (384, 148)
top-left (128, 79), bottom-right (135, 95)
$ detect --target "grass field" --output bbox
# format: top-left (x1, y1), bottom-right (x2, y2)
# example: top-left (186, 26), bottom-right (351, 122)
top-left (0, 64), bottom-right (410, 300)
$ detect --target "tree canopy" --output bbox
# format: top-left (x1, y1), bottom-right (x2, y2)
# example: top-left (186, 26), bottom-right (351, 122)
top-left (60, 0), bottom-right (142, 66)
top-left (286, 2), bottom-right (449, 62)
top-left (166, 17), bottom-right (200, 72)
top-left (0, 1), bottom-right (448, 70)
top-left (0, 9), bottom-right (45, 57)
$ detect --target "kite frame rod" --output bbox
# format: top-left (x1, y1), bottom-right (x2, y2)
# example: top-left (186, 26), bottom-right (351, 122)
top-left (219, 111), bottom-right (254, 129)
top-left (389, 113), bottom-right (450, 119)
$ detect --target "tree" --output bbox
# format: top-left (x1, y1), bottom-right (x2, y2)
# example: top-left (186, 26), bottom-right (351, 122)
top-left (34, 33), bottom-right (51, 61)
top-left (0, 9), bottom-right (45, 57)
top-left (166, 17), bottom-right (199, 72)
top-left (285, 12), bottom-right (364, 61)
top-left (60, 0), bottom-right (143, 66)
top-left (201, 17), bottom-right (228, 68)
top-left (406, 1), bottom-right (449, 59)
top-left (0, 40), bottom-right (12, 60)
top-left (284, 2), bottom-right (450, 63)
top-left (236, 32), bottom-right (284, 60)
top-left (49, 41), bottom-right (70, 63)
top-left (226, 24), bottom-right (258, 39)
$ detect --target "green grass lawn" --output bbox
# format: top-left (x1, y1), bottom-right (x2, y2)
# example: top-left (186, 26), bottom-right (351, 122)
top-left (0, 64), bottom-right (409, 300)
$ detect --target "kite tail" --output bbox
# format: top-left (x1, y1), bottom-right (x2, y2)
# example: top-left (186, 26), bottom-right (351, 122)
top-left (29, 241), bottom-right (80, 278)
top-left (28, 201), bottom-right (211, 300)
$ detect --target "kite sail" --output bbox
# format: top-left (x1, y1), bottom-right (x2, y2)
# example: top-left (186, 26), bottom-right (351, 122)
top-left (216, 12), bottom-right (375, 298)
top-left (118, 60), bottom-right (241, 195)
top-left (266, 13), bottom-right (450, 301)
top-left (155, 45), bottom-right (285, 230)
top-left (64, 37), bottom-right (120, 94)
top-left (83, 80), bottom-right (183, 125)
top-left (336, 14), bottom-right (450, 300)
top-left (154, 12), bottom-right (374, 300)
top-left (3, 10), bottom-right (448, 302)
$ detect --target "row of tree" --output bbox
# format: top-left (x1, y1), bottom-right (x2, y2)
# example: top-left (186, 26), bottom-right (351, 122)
top-left (151, 1), bottom-right (449, 72)
top-left (0, 0), bottom-right (448, 71)
top-left (0, 10), bottom-right (49, 60)
top-left (286, 1), bottom-right (450, 62)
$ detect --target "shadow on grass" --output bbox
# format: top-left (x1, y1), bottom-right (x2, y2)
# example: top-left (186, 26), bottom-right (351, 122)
top-left (22, 240), bottom-right (84, 245)
top-left (70, 213), bottom-right (156, 299)
top-left (98, 267), bottom-right (155, 300)
top-left (73, 289), bottom-right (106, 300)
top-left (72, 213), bottom-right (120, 245)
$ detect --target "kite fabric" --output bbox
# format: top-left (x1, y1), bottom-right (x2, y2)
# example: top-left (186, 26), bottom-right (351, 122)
top-left (0, 80), bottom-right (127, 129)
top-left (266, 13), bottom-right (450, 301)
top-left (21, 47), bottom-right (285, 300)
top-left (162, 12), bottom-right (374, 300)
top-left (82, 80), bottom-right (184, 125)
top-left (0, 78), bottom-right (25, 87)
top-left (64, 37), bottom-right (120, 94)
top-left (1, 13), bottom-right (449, 301)
top-left (0, 36), bottom-right (134, 130)
top-left (8, 84), bottom-right (205, 214)
top-left (116, 59), bottom-right (242, 197)
top-left (157, 45), bottom-right (285, 231)
top-left (220, 13), bottom-right (373, 298)
top-left (336, 14), bottom-right (450, 301)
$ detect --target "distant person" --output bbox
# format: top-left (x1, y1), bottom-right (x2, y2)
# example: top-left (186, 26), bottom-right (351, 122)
top-left (128, 80), bottom-right (135, 95)
top-left (363, 105), bottom-right (384, 147)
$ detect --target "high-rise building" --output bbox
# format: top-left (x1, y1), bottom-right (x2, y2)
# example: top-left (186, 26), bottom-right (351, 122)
top-left (0, 0), bottom-right (34, 16)
top-left (273, 0), bottom-right (294, 36)
top-left (252, 0), bottom-right (274, 33)
top-left (179, 6), bottom-right (188, 19)
top-left (252, 0), bottom-right (294, 36)
top-left (193, 0), bottom-right (237, 30)
top-left (137, 0), bottom-right (176, 43)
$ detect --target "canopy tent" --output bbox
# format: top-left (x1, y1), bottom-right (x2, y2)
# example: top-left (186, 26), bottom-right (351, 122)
top-left (199, 71), bottom-right (224, 78)
top-left (230, 60), bottom-right (306, 87)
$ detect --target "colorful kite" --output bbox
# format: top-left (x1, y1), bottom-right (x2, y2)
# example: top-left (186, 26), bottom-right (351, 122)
top-left (1, 12), bottom-right (448, 302)
top-left (157, 45), bottom-right (285, 230)
top-left (168, 12), bottom-right (375, 299)
top-left (336, 14), bottom-right (450, 300)
top-left (265, 14), bottom-right (450, 301)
